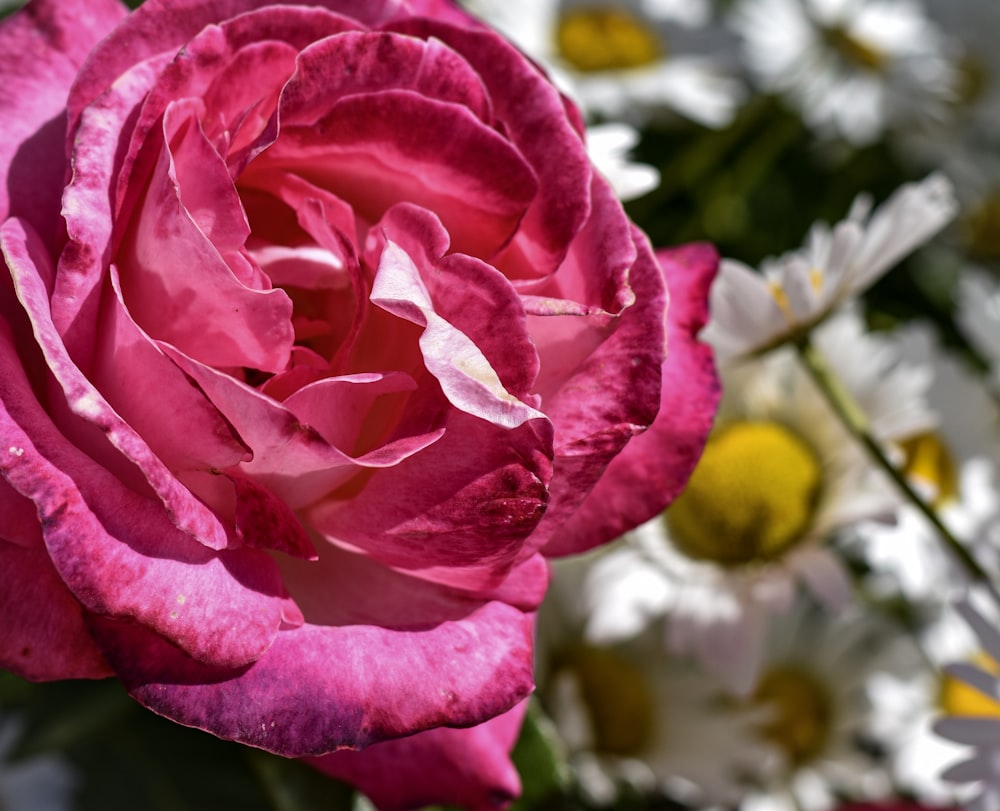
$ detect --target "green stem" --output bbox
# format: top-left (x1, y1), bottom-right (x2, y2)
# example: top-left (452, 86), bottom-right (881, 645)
top-left (794, 335), bottom-right (998, 593)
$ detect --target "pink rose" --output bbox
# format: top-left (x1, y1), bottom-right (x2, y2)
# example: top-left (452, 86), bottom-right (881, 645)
top-left (0, 0), bottom-right (719, 806)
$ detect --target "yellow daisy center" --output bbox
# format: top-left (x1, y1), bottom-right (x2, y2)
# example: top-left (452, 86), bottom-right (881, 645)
top-left (898, 431), bottom-right (958, 507)
top-left (821, 25), bottom-right (887, 72)
top-left (753, 665), bottom-right (833, 766)
top-left (555, 7), bottom-right (661, 73)
top-left (667, 421), bottom-right (823, 566)
top-left (553, 645), bottom-right (656, 756)
top-left (939, 653), bottom-right (1000, 718)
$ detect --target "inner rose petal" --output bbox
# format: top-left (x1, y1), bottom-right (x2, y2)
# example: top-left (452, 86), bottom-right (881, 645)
top-left (117, 99), bottom-right (294, 372)
top-left (251, 89), bottom-right (538, 259)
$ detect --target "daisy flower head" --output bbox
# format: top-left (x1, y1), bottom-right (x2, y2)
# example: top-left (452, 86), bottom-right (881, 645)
top-left (738, 598), bottom-right (917, 811)
top-left (463, 0), bottom-right (745, 127)
top-left (538, 557), bottom-right (779, 807)
top-left (932, 590), bottom-right (1000, 811)
top-left (579, 341), bottom-right (899, 695)
top-left (729, 0), bottom-right (961, 146)
top-left (586, 122), bottom-right (660, 202)
top-left (958, 269), bottom-right (1000, 392)
top-left (869, 604), bottom-right (988, 807)
top-left (702, 174), bottom-right (958, 361)
top-left (849, 322), bottom-right (1000, 601)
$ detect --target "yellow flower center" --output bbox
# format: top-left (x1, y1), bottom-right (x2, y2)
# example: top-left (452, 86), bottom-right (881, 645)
top-left (555, 7), bottom-right (661, 73)
top-left (898, 431), bottom-right (958, 507)
top-left (667, 421), bottom-right (823, 566)
top-left (939, 653), bottom-right (1000, 718)
top-left (821, 25), bottom-right (887, 72)
top-left (753, 665), bottom-right (833, 766)
top-left (553, 645), bottom-right (656, 756)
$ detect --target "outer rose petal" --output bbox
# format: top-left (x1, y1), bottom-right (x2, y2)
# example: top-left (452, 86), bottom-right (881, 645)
top-left (543, 243), bottom-right (720, 555)
top-left (309, 699), bottom-right (528, 811)
top-left (0, 0), bottom-right (127, 247)
top-left (87, 593), bottom-right (535, 757)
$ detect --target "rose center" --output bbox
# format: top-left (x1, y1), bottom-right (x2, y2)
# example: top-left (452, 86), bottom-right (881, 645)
top-left (552, 645), bottom-right (656, 756)
top-left (939, 653), bottom-right (1000, 718)
top-left (666, 421), bottom-right (822, 566)
top-left (752, 665), bottom-right (833, 767)
top-left (555, 7), bottom-right (661, 73)
top-left (898, 431), bottom-right (958, 507)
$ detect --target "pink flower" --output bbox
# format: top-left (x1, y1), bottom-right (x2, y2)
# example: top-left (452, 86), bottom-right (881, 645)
top-left (0, 0), bottom-right (719, 806)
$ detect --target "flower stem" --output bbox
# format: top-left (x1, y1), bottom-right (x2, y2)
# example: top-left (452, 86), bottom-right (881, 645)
top-left (794, 335), bottom-right (998, 592)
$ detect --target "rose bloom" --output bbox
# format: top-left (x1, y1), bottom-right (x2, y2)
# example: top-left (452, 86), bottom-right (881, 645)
top-left (0, 0), bottom-right (719, 807)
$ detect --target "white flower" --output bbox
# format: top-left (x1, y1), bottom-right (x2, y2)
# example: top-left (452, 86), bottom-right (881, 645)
top-left (585, 123), bottom-right (660, 202)
top-left (730, 0), bottom-right (961, 145)
top-left (537, 555), bottom-right (775, 806)
top-left (849, 322), bottom-right (1000, 601)
top-left (464, 0), bottom-right (745, 127)
top-left (932, 590), bottom-right (1000, 811)
top-left (869, 607), bottom-right (983, 806)
top-left (737, 599), bottom-right (915, 811)
top-left (702, 174), bottom-right (957, 360)
top-left (579, 338), bottom-right (900, 694)
top-left (959, 269), bottom-right (1000, 393)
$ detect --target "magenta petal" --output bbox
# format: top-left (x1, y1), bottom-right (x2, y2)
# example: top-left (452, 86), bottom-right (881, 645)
top-left (307, 411), bottom-right (551, 593)
top-left (0, 0), bottom-right (126, 248)
top-left (4, 217), bottom-right (231, 548)
top-left (87, 596), bottom-right (535, 756)
top-left (0, 527), bottom-right (111, 681)
top-left (543, 243), bottom-right (720, 555)
top-left (263, 89), bottom-right (537, 258)
top-left (310, 700), bottom-right (528, 811)
top-left (387, 17), bottom-right (592, 279)
top-left (118, 99), bottom-right (294, 372)
top-left (231, 476), bottom-right (317, 560)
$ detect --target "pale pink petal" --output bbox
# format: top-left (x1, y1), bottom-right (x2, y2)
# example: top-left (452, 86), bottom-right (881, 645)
top-left (310, 700), bottom-right (528, 811)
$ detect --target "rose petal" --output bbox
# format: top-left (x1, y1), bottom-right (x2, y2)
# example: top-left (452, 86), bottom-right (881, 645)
top-left (310, 699), bottom-right (527, 811)
top-left (4, 217), bottom-right (232, 548)
top-left (87, 590), bottom-right (535, 756)
top-left (543, 243), bottom-right (720, 555)
top-left (0, 0), bottom-right (126, 247)
top-left (260, 89), bottom-right (537, 259)
top-left (388, 17), bottom-right (592, 279)
top-left (306, 410), bottom-right (551, 592)
top-left (0, 538), bottom-right (111, 681)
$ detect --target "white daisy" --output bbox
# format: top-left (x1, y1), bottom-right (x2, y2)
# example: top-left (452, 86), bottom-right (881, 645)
top-left (958, 268), bottom-right (1000, 392)
top-left (869, 606), bottom-right (984, 807)
top-left (580, 336), bottom-right (901, 695)
top-left (729, 0), bottom-right (961, 146)
top-left (737, 598), bottom-right (916, 811)
top-left (585, 123), bottom-right (660, 202)
top-left (463, 0), bottom-right (745, 127)
top-left (931, 589), bottom-right (1000, 811)
top-left (849, 322), bottom-right (1000, 601)
top-left (538, 555), bottom-right (778, 807)
top-left (702, 174), bottom-right (957, 361)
